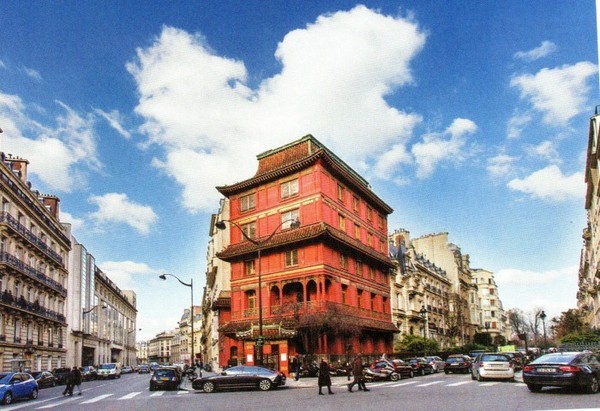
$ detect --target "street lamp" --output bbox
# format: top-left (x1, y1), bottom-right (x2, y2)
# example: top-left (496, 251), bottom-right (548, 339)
top-left (159, 273), bottom-right (195, 367)
top-left (540, 311), bottom-right (547, 349)
top-left (81, 301), bottom-right (107, 367)
top-left (216, 217), bottom-right (300, 366)
top-left (419, 305), bottom-right (427, 356)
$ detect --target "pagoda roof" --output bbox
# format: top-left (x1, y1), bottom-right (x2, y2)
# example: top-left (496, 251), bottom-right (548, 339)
top-left (216, 221), bottom-right (394, 268)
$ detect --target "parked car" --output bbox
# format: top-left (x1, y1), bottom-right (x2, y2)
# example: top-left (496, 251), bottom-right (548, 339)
top-left (425, 356), bottom-right (446, 373)
top-left (149, 367), bottom-right (182, 391)
top-left (30, 371), bottom-right (56, 388)
top-left (121, 366), bottom-right (133, 374)
top-left (97, 363), bottom-right (122, 379)
top-left (405, 358), bottom-right (434, 376)
top-left (523, 352), bottom-right (600, 393)
top-left (192, 365), bottom-right (286, 393)
top-left (445, 355), bottom-right (472, 374)
top-left (471, 353), bottom-right (515, 382)
top-left (390, 359), bottom-right (415, 378)
top-left (138, 364), bottom-right (151, 374)
top-left (51, 367), bottom-right (71, 385)
top-left (0, 372), bottom-right (38, 405)
top-left (503, 352), bottom-right (525, 370)
top-left (81, 366), bottom-right (97, 381)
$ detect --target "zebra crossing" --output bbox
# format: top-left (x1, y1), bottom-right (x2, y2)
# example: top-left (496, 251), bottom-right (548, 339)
top-left (357, 379), bottom-right (525, 390)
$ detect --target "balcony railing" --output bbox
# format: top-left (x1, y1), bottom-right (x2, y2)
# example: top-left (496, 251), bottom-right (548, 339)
top-left (0, 291), bottom-right (66, 323)
top-left (0, 252), bottom-right (67, 295)
top-left (0, 212), bottom-right (63, 266)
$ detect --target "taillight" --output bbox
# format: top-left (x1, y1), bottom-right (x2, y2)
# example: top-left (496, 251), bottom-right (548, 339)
top-left (559, 366), bottom-right (580, 373)
top-left (523, 365), bottom-right (533, 372)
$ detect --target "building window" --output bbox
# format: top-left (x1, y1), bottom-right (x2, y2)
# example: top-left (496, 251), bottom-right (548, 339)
top-left (357, 290), bottom-right (363, 308)
top-left (367, 232), bottom-right (373, 247)
top-left (355, 260), bottom-right (363, 276)
top-left (369, 267), bottom-right (375, 280)
top-left (244, 260), bottom-right (256, 276)
top-left (337, 184), bottom-right (345, 202)
top-left (341, 285), bottom-right (348, 304)
top-left (489, 288), bottom-right (495, 295)
top-left (285, 249), bottom-right (298, 267)
top-left (245, 291), bottom-right (256, 310)
top-left (354, 224), bottom-right (361, 239)
top-left (281, 209), bottom-right (299, 229)
top-left (371, 293), bottom-right (376, 311)
top-left (241, 222), bottom-right (256, 241)
top-left (366, 206), bottom-right (373, 221)
top-left (353, 196), bottom-right (360, 212)
top-left (240, 193), bottom-right (256, 212)
top-left (377, 214), bottom-right (384, 229)
top-left (338, 214), bottom-right (346, 231)
top-left (281, 179), bottom-right (299, 199)
top-left (340, 254), bottom-right (348, 269)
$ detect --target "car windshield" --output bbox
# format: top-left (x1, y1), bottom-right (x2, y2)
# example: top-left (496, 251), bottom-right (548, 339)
top-left (99, 364), bottom-right (116, 369)
top-left (531, 354), bottom-right (578, 365)
top-left (446, 358), bottom-right (463, 363)
top-left (155, 370), bottom-right (175, 377)
top-left (481, 354), bottom-right (509, 362)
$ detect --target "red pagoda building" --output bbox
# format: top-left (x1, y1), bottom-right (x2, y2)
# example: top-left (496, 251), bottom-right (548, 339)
top-left (216, 135), bottom-right (396, 375)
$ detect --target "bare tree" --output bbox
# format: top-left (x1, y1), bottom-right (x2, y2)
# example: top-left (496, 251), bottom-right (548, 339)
top-left (508, 308), bottom-right (527, 339)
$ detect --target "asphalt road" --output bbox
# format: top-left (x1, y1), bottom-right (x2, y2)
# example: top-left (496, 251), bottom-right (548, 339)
top-left (3, 371), bottom-right (600, 411)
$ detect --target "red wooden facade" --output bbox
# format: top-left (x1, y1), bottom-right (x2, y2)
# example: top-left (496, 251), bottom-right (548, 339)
top-left (216, 135), bottom-right (397, 374)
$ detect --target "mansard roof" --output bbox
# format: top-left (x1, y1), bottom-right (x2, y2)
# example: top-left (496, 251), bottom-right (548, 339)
top-left (216, 135), bottom-right (393, 214)
top-left (216, 221), bottom-right (394, 268)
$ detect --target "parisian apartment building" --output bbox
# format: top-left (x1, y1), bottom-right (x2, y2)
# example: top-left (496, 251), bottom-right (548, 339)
top-left (0, 153), bottom-right (69, 372)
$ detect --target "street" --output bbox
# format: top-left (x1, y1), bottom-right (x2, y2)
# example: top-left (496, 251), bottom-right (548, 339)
top-left (3, 372), bottom-right (600, 411)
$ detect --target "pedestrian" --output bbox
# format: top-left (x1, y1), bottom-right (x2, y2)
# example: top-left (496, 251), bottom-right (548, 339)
top-left (71, 367), bottom-right (83, 395)
top-left (318, 359), bottom-right (334, 395)
top-left (62, 367), bottom-right (74, 396)
top-left (294, 357), bottom-right (301, 381)
top-left (347, 353), bottom-right (369, 392)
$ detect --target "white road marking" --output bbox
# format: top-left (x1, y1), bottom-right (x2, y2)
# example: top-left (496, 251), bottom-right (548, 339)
top-left (417, 381), bottom-right (444, 387)
top-left (390, 380), bottom-right (418, 387)
top-left (150, 391), bottom-right (165, 397)
top-left (446, 381), bottom-right (473, 387)
top-left (177, 390), bottom-right (189, 395)
top-left (35, 397), bottom-right (79, 409)
top-left (119, 392), bottom-right (141, 400)
top-left (80, 394), bottom-right (113, 404)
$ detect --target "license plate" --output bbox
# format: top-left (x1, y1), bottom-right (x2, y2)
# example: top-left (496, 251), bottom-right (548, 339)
top-left (536, 367), bottom-right (555, 373)
top-left (160, 377), bottom-right (169, 381)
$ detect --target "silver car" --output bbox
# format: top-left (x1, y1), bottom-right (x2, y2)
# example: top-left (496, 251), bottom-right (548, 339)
top-left (471, 353), bottom-right (515, 382)
top-left (425, 356), bottom-right (445, 373)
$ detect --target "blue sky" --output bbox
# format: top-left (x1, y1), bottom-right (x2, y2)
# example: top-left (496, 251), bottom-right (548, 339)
top-left (0, 1), bottom-right (596, 340)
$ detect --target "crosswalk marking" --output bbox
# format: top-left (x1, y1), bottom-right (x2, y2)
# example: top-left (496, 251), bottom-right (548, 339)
top-left (36, 397), bottom-right (78, 409)
top-left (447, 381), bottom-right (473, 387)
top-left (119, 392), bottom-right (141, 400)
top-left (479, 382), bottom-right (499, 387)
top-left (80, 394), bottom-right (113, 404)
top-left (177, 390), bottom-right (189, 395)
top-left (390, 380), bottom-right (418, 387)
top-left (150, 391), bottom-right (165, 397)
top-left (416, 381), bottom-right (444, 387)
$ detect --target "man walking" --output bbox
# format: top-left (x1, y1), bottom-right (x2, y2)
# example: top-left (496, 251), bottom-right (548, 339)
top-left (347, 354), bottom-right (369, 392)
top-left (71, 367), bottom-right (83, 395)
top-left (62, 367), bottom-right (74, 396)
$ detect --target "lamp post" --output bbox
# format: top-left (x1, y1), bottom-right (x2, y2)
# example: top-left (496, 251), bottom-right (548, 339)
top-left (160, 273), bottom-right (194, 367)
top-left (216, 217), bottom-right (300, 366)
top-left (419, 305), bottom-right (427, 356)
top-left (540, 311), bottom-right (547, 349)
top-left (127, 328), bottom-right (141, 367)
top-left (81, 302), bottom-right (107, 367)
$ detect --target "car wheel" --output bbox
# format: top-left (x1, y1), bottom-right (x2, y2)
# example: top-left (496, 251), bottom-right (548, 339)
top-left (477, 373), bottom-right (485, 382)
top-left (2, 392), bottom-right (12, 405)
top-left (258, 379), bottom-right (272, 391)
top-left (586, 375), bottom-right (599, 394)
top-left (409, 370), bottom-right (414, 378)
top-left (390, 373), bottom-right (400, 381)
top-left (52, 380), bottom-right (56, 387)
top-left (444, 370), bottom-right (449, 374)
top-left (30, 388), bottom-right (38, 400)
top-left (420, 368), bottom-right (425, 376)
top-left (527, 383), bottom-right (542, 393)
top-left (203, 381), bottom-right (215, 393)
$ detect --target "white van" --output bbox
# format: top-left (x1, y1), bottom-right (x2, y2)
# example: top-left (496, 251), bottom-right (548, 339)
top-left (97, 362), bottom-right (122, 379)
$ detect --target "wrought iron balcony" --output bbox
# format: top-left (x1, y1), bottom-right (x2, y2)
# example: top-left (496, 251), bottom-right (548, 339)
top-left (0, 252), bottom-right (67, 296)
top-left (0, 212), bottom-right (63, 266)
top-left (0, 291), bottom-right (66, 324)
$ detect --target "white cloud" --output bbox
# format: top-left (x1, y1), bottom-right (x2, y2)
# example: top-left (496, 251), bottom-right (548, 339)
top-left (411, 118), bottom-right (477, 179)
top-left (514, 41), bottom-right (558, 62)
top-left (88, 193), bottom-right (157, 235)
top-left (94, 108), bottom-right (131, 138)
top-left (127, 5), bottom-right (427, 212)
top-left (510, 61), bottom-right (597, 126)
top-left (0, 93), bottom-right (101, 192)
top-left (0, 60), bottom-right (6, 69)
top-left (98, 260), bottom-right (161, 290)
top-left (59, 210), bottom-right (85, 233)
top-left (487, 153), bottom-right (519, 178)
top-left (506, 113), bottom-right (532, 139)
top-left (507, 165), bottom-right (584, 201)
top-left (23, 67), bottom-right (42, 82)
top-left (525, 140), bottom-right (560, 163)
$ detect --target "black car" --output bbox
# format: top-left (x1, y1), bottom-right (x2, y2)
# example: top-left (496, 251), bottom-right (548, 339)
top-left (192, 365), bottom-right (286, 393)
top-left (149, 367), bottom-right (182, 391)
top-left (30, 371), bottom-right (56, 388)
top-left (81, 366), bottom-right (97, 381)
top-left (405, 358), bottom-right (434, 376)
top-left (523, 352), bottom-right (600, 393)
top-left (444, 355), bottom-right (473, 374)
top-left (138, 364), bottom-right (150, 374)
top-left (51, 367), bottom-right (71, 385)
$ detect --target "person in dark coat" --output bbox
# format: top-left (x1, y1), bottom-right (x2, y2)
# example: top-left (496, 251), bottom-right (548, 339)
top-left (62, 368), bottom-right (74, 396)
top-left (318, 359), bottom-right (334, 395)
top-left (71, 367), bottom-right (83, 395)
top-left (347, 354), bottom-right (369, 392)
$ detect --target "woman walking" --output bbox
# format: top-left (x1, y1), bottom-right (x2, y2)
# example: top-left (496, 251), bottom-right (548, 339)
top-left (318, 359), bottom-right (334, 395)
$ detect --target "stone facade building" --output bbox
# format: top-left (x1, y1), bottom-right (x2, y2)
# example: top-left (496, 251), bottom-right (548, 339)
top-left (0, 153), bottom-right (69, 372)
top-left (215, 135), bottom-right (396, 375)
top-left (148, 331), bottom-right (174, 364)
top-left (471, 268), bottom-right (510, 343)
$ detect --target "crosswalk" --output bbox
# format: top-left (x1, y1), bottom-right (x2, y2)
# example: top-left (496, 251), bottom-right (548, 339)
top-left (366, 379), bottom-right (526, 390)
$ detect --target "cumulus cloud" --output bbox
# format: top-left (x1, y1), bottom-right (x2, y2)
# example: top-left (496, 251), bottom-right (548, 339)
top-left (487, 153), bottom-right (519, 178)
top-left (525, 140), bottom-right (560, 163)
top-left (0, 93), bottom-right (101, 192)
top-left (94, 108), bottom-right (131, 138)
top-left (506, 113), bottom-right (532, 139)
top-left (411, 118), bottom-right (477, 179)
top-left (98, 260), bottom-right (161, 290)
top-left (88, 193), bottom-right (157, 235)
top-left (510, 61), bottom-right (597, 126)
top-left (126, 5), bottom-right (427, 212)
top-left (514, 41), bottom-right (558, 62)
top-left (507, 165), bottom-right (584, 201)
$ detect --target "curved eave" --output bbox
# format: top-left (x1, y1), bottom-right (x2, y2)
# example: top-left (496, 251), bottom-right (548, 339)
top-left (216, 222), bottom-right (393, 268)
top-left (216, 150), bottom-right (393, 214)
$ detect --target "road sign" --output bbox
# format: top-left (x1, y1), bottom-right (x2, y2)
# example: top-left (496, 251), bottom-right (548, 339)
top-left (256, 337), bottom-right (264, 346)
